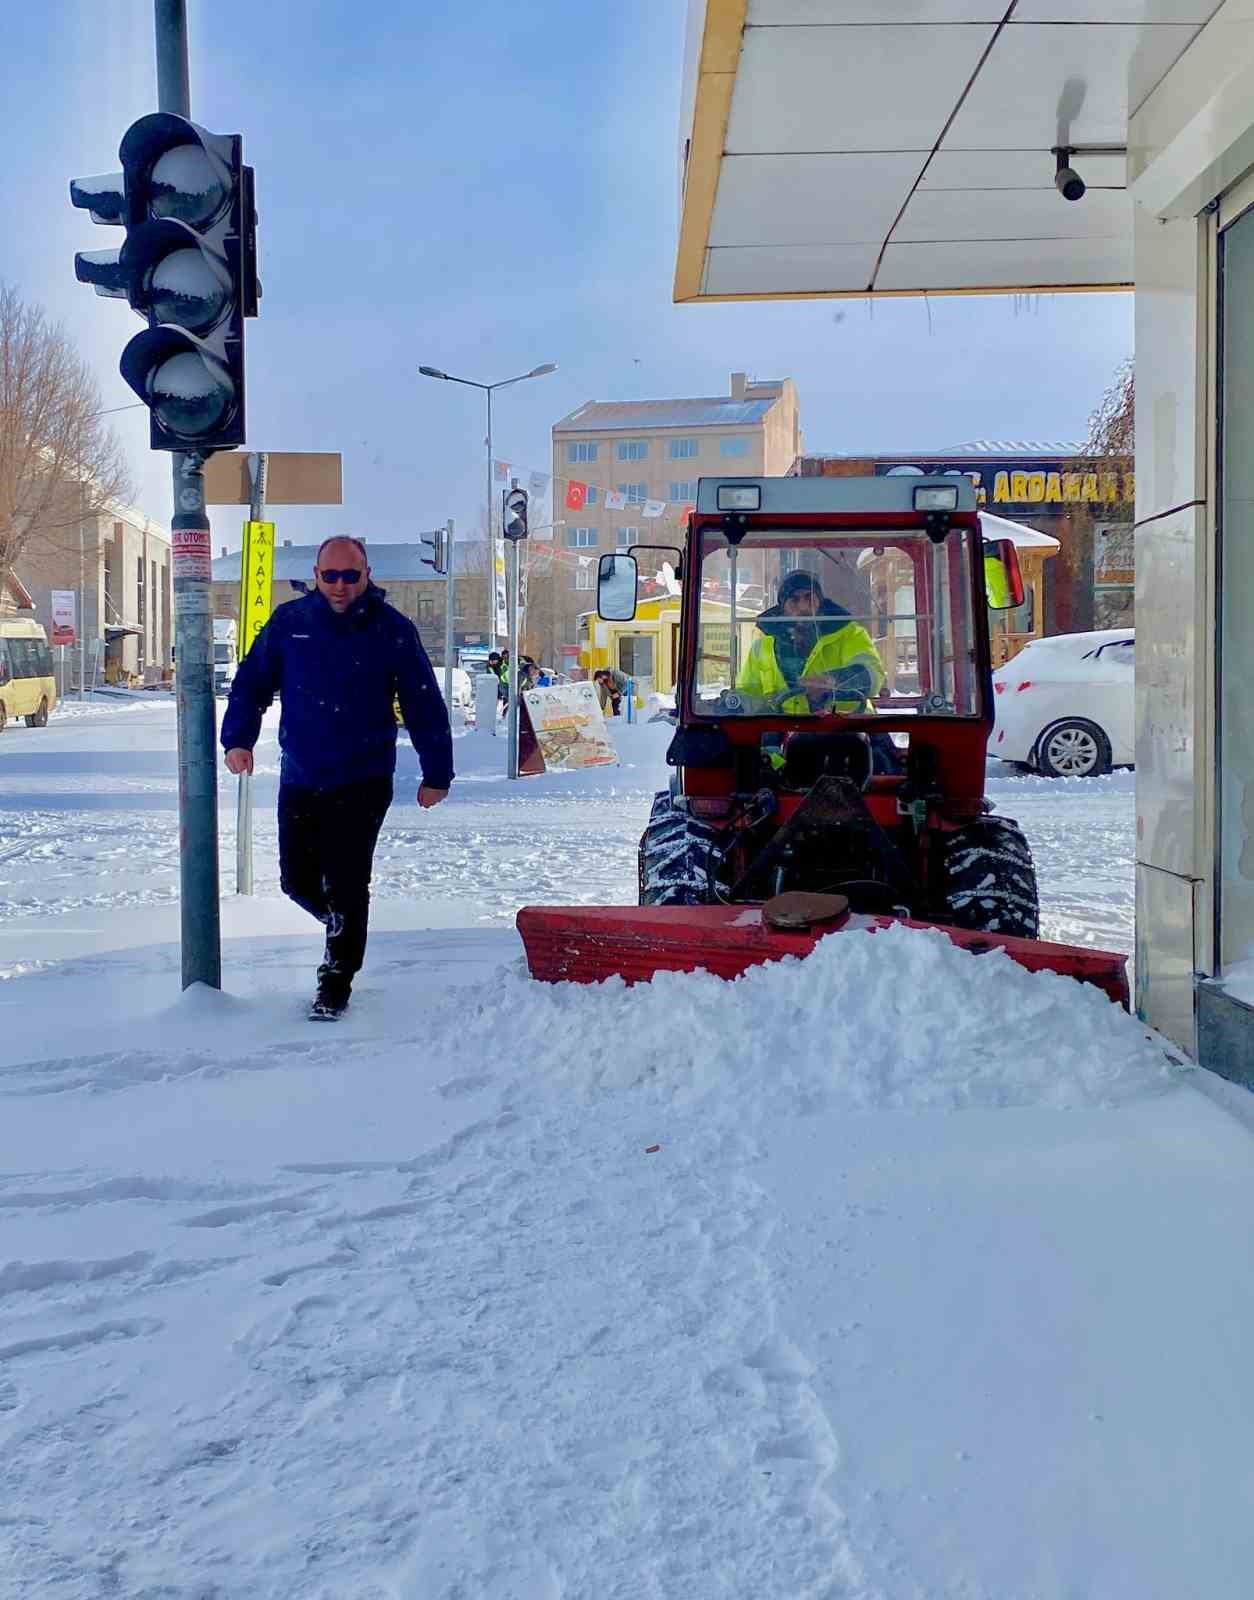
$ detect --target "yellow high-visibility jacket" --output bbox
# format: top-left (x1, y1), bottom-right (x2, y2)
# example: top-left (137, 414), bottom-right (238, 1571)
top-left (737, 603), bottom-right (885, 714)
top-left (984, 551), bottom-right (1011, 609)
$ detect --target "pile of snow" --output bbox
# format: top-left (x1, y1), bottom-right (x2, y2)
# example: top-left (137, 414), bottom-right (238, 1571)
top-left (493, 921), bottom-right (1167, 1117)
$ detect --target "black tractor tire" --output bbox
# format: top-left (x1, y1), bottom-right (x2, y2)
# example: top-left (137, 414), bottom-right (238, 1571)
top-left (1035, 718), bottom-right (1111, 779)
top-left (25, 697), bottom-right (48, 729)
top-left (0, 699), bottom-right (6, 733)
top-left (638, 792), bottom-right (721, 906)
top-left (940, 815), bottom-right (1040, 939)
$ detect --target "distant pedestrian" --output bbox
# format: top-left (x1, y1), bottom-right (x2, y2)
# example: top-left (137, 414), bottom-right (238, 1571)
top-left (593, 667), bottom-right (629, 717)
top-left (221, 536), bottom-right (453, 1020)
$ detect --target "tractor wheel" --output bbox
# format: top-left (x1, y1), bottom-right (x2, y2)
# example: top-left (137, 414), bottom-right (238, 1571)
top-left (0, 699), bottom-right (6, 733)
top-left (940, 815), bottom-right (1040, 939)
top-left (638, 792), bottom-right (720, 906)
top-left (25, 697), bottom-right (48, 729)
top-left (1035, 718), bottom-right (1111, 778)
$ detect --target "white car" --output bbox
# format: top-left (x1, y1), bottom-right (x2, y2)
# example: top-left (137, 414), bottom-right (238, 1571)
top-left (991, 628), bottom-right (1134, 777)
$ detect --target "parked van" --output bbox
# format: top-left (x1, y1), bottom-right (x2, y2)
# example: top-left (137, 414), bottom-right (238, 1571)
top-left (213, 618), bottom-right (238, 695)
top-left (0, 618), bottom-right (57, 731)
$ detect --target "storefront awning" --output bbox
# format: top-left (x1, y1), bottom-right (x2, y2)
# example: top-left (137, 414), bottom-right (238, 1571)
top-left (675, 2), bottom-right (1214, 303)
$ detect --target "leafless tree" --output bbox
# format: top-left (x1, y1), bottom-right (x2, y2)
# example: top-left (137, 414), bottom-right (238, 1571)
top-left (1084, 358), bottom-right (1135, 459)
top-left (0, 283), bottom-right (132, 580)
top-left (1068, 360), bottom-right (1136, 627)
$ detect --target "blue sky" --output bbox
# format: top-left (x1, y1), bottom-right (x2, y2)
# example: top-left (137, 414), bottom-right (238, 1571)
top-left (7, 0), bottom-right (1133, 552)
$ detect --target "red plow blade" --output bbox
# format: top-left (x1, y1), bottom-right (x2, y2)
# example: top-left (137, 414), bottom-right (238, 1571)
top-left (516, 903), bottom-right (1130, 1010)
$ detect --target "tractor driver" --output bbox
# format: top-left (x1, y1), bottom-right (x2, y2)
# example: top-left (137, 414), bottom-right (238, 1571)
top-left (736, 570), bottom-right (885, 715)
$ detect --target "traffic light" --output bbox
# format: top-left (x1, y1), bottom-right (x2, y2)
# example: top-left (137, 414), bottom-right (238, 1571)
top-left (71, 112), bottom-right (259, 452)
top-left (503, 487), bottom-right (529, 541)
top-left (420, 527), bottom-right (448, 574)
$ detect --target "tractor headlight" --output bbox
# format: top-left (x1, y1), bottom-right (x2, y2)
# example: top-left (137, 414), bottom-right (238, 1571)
top-left (716, 484), bottom-right (761, 511)
top-left (913, 485), bottom-right (959, 512)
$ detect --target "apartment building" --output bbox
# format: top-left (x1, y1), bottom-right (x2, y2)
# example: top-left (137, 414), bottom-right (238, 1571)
top-left (18, 499), bottom-right (171, 687)
top-left (538, 372), bottom-right (799, 668)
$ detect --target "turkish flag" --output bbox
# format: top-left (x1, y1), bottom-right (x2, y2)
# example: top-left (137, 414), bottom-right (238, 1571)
top-left (565, 479), bottom-right (587, 511)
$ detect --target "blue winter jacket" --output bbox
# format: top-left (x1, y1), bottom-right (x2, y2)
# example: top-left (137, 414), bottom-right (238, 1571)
top-left (220, 585), bottom-right (454, 791)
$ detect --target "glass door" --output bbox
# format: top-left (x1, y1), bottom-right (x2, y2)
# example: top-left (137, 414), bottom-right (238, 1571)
top-left (1217, 201), bottom-right (1254, 973)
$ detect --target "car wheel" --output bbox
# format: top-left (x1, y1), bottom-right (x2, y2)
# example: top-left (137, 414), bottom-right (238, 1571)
top-left (1036, 718), bottom-right (1112, 778)
top-left (25, 697), bottom-right (48, 728)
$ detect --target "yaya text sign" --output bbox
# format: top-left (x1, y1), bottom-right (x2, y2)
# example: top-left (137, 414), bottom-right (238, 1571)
top-left (238, 521), bottom-right (276, 657)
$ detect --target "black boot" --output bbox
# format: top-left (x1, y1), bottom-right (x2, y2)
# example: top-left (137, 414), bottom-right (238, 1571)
top-left (309, 963), bottom-right (352, 1022)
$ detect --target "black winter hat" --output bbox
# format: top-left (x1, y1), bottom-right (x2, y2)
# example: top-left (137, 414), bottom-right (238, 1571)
top-left (777, 570), bottom-right (823, 603)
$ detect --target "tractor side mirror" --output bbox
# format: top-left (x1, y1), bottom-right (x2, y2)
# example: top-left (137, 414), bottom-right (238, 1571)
top-left (983, 539), bottom-right (1024, 610)
top-left (597, 553), bottom-right (638, 621)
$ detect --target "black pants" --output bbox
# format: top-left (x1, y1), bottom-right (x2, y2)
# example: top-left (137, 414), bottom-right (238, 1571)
top-left (277, 776), bottom-right (393, 979)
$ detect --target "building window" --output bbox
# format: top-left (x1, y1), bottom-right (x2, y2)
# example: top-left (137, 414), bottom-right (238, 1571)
top-left (575, 566), bottom-right (594, 591)
top-left (617, 482), bottom-right (648, 505)
top-left (566, 527), bottom-right (597, 548)
top-left (616, 526), bottom-right (639, 548)
top-left (585, 485), bottom-right (598, 506)
top-left (668, 480), bottom-right (697, 502)
top-left (567, 441), bottom-right (598, 464)
top-left (719, 436), bottom-right (750, 458)
top-left (617, 439), bottom-right (648, 461)
top-left (418, 595), bottom-right (434, 622)
top-left (669, 437), bottom-right (698, 459)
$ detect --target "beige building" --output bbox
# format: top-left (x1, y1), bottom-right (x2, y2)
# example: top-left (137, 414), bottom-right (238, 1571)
top-left (18, 500), bottom-right (171, 687)
top-left (538, 372), bottom-right (799, 668)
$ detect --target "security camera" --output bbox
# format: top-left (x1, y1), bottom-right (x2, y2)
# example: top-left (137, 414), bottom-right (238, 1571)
top-left (1054, 148), bottom-right (1086, 202)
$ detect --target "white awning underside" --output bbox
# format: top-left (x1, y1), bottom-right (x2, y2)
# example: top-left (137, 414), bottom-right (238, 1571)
top-left (676, 1), bottom-right (1220, 301)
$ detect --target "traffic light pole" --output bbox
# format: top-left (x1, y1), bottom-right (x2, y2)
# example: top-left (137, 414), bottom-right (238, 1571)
top-left (156, 0), bottom-right (222, 989)
top-left (443, 518), bottom-right (455, 713)
top-left (506, 483), bottom-right (522, 780)
top-left (235, 453), bottom-right (266, 896)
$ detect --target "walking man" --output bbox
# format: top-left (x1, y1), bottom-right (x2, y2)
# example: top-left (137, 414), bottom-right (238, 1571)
top-left (222, 536), bottom-right (453, 1019)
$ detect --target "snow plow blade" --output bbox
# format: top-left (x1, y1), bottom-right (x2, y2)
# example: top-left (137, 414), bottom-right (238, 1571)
top-left (516, 903), bottom-right (1130, 1009)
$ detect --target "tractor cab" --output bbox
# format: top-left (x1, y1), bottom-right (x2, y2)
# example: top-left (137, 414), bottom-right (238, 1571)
top-left (599, 475), bottom-right (1034, 930)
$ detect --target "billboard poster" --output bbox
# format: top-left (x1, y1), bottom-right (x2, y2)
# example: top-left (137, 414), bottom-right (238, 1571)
top-left (494, 537), bottom-right (508, 639)
top-left (521, 681), bottom-right (618, 772)
top-left (50, 590), bottom-right (77, 647)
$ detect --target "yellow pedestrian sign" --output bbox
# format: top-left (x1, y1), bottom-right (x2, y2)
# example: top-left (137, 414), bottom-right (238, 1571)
top-left (238, 520), bottom-right (276, 657)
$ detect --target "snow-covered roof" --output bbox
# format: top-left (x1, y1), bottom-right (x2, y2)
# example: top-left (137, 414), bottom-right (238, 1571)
top-left (1, 570), bottom-right (36, 611)
top-left (926, 440), bottom-right (1086, 458)
top-left (978, 512), bottom-right (1061, 552)
top-left (554, 396), bottom-right (777, 433)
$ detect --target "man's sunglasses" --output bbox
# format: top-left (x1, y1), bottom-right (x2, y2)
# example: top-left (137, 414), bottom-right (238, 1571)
top-left (319, 568), bottom-right (362, 585)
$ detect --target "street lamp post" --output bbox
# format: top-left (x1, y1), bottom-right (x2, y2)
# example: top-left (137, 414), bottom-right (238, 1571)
top-left (418, 363), bottom-right (556, 649)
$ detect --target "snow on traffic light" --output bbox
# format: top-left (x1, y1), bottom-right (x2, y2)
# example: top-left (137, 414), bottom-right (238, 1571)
top-left (71, 113), bottom-right (259, 452)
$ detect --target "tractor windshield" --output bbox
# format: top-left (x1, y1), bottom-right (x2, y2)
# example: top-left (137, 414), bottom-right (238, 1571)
top-left (691, 527), bottom-right (979, 719)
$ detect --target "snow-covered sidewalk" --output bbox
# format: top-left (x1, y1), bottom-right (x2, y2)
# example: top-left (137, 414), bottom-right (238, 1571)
top-left (3, 705), bottom-right (1251, 1599)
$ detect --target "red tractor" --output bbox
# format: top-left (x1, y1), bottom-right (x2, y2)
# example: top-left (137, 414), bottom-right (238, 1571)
top-left (519, 475), bottom-right (1128, 1005)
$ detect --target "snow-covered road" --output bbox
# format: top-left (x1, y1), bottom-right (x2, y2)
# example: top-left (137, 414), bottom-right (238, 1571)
top-left (3, 700), bottom-right (1251, 1600)
top-left (0, 698), bottom-right (1134, 957)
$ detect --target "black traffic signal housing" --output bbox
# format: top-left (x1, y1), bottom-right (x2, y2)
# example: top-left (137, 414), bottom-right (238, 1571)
top-left (503, 487), bottom-right (529, 541)
top-left (420, 528), bottom-right (448, 575)
top-left (71, 112), bottom-right (259, 452)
